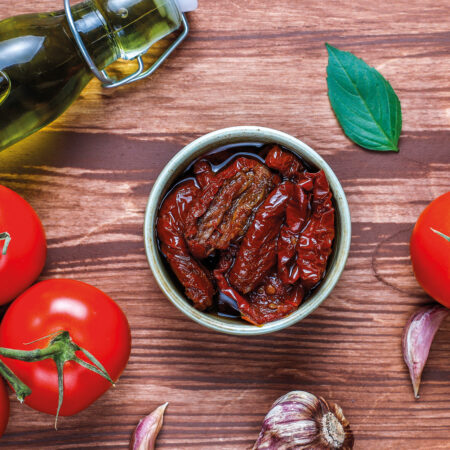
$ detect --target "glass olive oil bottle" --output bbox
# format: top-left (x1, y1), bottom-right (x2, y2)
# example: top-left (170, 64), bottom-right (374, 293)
top-left (0, 0), bottom-right (194, 151)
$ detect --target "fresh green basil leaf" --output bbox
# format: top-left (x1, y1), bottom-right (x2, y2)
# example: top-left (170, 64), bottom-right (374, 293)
top-left (326, 43), bottom-right (402, 152)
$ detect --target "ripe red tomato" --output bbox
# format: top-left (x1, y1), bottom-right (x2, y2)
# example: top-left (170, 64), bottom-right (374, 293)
top-left (0, 186), bottom-right (46, 305)
top-left (0, 279), bottom-right (131, 416)
top-left (410, 192), bottom-right (450, 307)
top-left (0, 379), bottom-right (9, 437)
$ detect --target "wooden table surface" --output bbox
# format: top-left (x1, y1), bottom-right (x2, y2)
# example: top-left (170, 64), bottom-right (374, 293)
top-left (1, 0), bottom-right (449, 448)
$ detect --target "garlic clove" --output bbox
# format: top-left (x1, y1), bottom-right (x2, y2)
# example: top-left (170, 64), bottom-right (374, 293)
top-left (253, 391), bottom-right (354, 449)
top-left (130, 403), bottom-right (168, 450)
top-left (402, 305), bottom-right (449, 398)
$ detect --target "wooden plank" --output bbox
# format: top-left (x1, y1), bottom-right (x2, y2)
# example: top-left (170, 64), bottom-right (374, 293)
top-left (0, 0), bottom-right (449, 448)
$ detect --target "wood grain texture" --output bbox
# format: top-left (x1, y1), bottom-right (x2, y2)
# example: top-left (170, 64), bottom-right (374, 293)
top-left (0, 0), bottom-right (449, 448)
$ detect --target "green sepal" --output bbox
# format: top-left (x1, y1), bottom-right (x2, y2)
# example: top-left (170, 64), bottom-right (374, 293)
top-left (431, 228), bottom-right (450, 242)
top-left (0, 330), bottom-right (114, 428)
top-left (0, 232), bottom-right (11, 255)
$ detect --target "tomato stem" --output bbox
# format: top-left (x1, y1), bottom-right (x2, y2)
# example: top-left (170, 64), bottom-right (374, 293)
top-left (0, 232), bottom-right (11, 256)
top-left (0, 359), bottom-right (31, 403)
top-left (0, 342), bottom-right (62, 361)
top-left (0, 330), bottom-right (114, 427)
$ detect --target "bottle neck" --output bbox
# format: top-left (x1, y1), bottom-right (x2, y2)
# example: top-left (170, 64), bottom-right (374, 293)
top-left (68, 0), bottom-right (120, 72)
top-left (65, 0), bottom-right (185, 79)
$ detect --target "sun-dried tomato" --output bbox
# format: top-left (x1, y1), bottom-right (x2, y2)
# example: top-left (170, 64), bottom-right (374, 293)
top-left (246, 272), bottom-right (305, 324)
top-left (296, 170), bottom-right (335, 289)
top-left (184, 157), bottom-right (261, 239)
top-left (266, 145), bottom-right (315, 191)
top-left (157, 180), bottom-right (214, 310)
top-left (186, 159), bottom-right (274, 259)
top-left (228, 182), bottom-right (297, 294)
top-left (215, 264), bottom-right (305, 325)
top-left (277, 183), bottom-right (310, 284)
top-left (265, 146), bottom-right (335, 287)
top-left (213, 246), bottom-right (252, 316)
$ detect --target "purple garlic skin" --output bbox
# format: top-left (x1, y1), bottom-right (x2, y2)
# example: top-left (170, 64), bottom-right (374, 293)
top-left (130, 403), bottom-right (168, 450)
top-left (402, 305), bottom-right (449, 398)
top-left (253, 391), bottom-right (354, 450)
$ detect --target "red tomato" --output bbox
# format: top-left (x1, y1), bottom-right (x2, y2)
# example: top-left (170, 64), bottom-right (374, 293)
top-left (0, 379), bottom-right (9, 437)
top-left (410, 192), bottom-right (450, 307)
top-left (0, 279), bottom-right (131, 416)
top-left (0, 186), bottom-right (46, 305)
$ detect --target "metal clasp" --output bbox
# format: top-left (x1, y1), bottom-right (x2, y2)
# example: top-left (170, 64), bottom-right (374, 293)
top-left (63, 0), bottom-right (189, 89)
top-left (0, 70), bottom-right (11, 106)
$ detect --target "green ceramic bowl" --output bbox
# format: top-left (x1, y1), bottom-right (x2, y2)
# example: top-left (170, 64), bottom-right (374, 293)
top-left (144, 126), bottom-right (351, 335)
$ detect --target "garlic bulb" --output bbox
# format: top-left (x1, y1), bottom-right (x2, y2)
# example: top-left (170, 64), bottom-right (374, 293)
top-left (253, 391), bottom-right (354, 449)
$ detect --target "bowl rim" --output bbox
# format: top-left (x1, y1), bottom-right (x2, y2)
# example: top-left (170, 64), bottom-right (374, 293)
top-left (144, 126), bottom-right (351, 335)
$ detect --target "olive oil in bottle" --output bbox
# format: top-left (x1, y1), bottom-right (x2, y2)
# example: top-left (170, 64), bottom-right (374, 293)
top-left (0, 0), bottom-right (196, 151)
